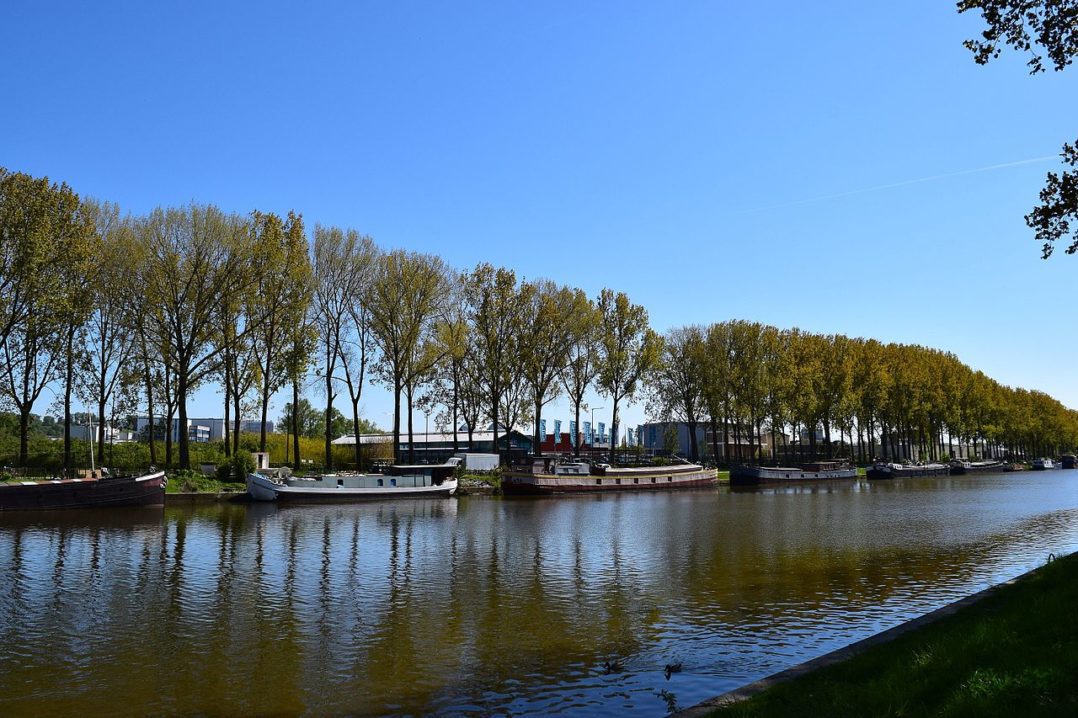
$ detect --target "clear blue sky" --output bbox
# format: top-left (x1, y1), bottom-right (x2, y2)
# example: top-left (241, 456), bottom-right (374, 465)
top-left (3, 1), bottom-right (1076, 438)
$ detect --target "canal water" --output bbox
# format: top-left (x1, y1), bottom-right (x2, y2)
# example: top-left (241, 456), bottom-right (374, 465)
top-left (2, 471), bottom-right (1077, 716)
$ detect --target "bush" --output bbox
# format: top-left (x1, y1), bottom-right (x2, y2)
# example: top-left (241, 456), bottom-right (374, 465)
top-left (167, 469), bottom-right (205, 492)
top-left (216, 453), bottom-right (255, 482)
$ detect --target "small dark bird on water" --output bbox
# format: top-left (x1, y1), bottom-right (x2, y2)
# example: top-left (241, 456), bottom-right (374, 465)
top-left (602, 659), bottom-right (622, 674)
top-left (664, 662), bottom-right (682, 680)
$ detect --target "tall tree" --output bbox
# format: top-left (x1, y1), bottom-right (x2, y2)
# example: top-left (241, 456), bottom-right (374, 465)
top-left (647, 325), bottom-right (706, 462)
top-left (138, 204), bottom-right (251, 469)
top-left (519, 281), bottom-right (580, 455)
top-left (248, 210), bottom-right (313, 452)
top-left (596, 289), bottom-right (661, 460)
top-left (561, 295), bottom-right (601, 457)
top-left (79, 201), bottom-right (138, 461)
top-left (312, 226), bottom-right (368, 469)
top-left (463, 264), bottom-right (527, 462)
top-left (0, 171), bottom-right (93, 466)
top-left (368, 250), bottom-right (446, 463)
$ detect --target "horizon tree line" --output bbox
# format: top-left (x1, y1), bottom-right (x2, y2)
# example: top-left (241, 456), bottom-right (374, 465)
top-left (2, 165), bottom-right (1076, 473)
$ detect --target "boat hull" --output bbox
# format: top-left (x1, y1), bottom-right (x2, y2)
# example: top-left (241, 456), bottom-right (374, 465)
top-left (501, 466), bottom-right (717, 495)
top-left (0, 472), bottom-right (166, 511)
top-left (246, 473), bottom-right (457, 502)
top-left (730, 465), bottom-right (857, 486)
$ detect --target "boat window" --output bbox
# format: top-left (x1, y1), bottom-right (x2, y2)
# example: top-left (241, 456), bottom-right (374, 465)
top-left (651, 477), bottom-right (656, 483)
top-left (390, 479), bottom-right (397, 487)
top-left (667, 477), bottom-right (672, 482)
top-left (633, 478), bottom-right (639, 484)
top-left (377, 479), bottom-right (383, 487)
top-left (337, 479), bottom-right (343, 487)
top-left (595, 479), bottom-right (601, 485)
top-left (615, 478), bottom-right (621, 485)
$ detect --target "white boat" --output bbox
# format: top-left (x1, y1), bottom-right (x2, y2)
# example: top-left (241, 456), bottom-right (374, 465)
top-left (246, 458), bottom-right (460, 502)
top-left (1032, 458), bottom-right (1055, 471)
top-left (730, 461), bottom-right (857, 486)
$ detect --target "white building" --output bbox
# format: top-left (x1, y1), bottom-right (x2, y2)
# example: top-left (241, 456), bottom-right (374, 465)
top-left (134, 417), bottom-right (274, 443)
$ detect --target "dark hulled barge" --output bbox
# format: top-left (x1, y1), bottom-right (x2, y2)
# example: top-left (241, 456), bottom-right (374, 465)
top-left (730, 461), bottom-right (857, 486)
top-left (866, 462), bottom-right (950, 479)
top-left (0, 470), bottom-right (167, 511)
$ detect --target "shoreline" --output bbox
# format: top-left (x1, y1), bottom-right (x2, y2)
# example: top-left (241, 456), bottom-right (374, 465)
top-left (672, 552), bottom-right (1072, 717)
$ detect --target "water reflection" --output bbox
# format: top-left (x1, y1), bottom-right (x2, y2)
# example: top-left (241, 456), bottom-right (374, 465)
top-left (1, 473), bottom-right (1076, 716)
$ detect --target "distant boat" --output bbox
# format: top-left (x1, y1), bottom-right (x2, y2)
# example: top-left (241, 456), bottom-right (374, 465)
top-left (501, 457), bottom-right (717, 494)
top-left (245, 458), bottom-right (460, 502)
top-left (1061, 455), bottom-right (1076, 469)
top-left (1031, 458), bottom-right (1055, 471)
top-left (866, 462), bottom-right (950, 479)
top-left (730, 461), bottom-right (857, 486)
top-left (0, 470), bottom-right (166, 511)
top-left (947, 459), bottom-right (1007, 475)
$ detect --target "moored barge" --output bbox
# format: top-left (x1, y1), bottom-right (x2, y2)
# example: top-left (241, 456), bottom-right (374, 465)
top-left (246, 458), bottom-right (460, 502)
top-left (501, 458), bottom-right (717, 495)
top-left (0, 470), bottom-right (167, 511)
top-left (947, 459), bottom-right (1008, 475)
top-left (866, 462), bottom-right (951, 479)
top-left (730, 461), bottom-right (857, 486)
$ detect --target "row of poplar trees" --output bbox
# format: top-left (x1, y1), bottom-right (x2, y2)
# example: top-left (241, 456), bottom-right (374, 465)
top-left (4, 167), bottom-right (1074, 472)
top-left (0, 167), bottom-right (665, 471)
top-left (648, 322), bottom-right (1078, 464)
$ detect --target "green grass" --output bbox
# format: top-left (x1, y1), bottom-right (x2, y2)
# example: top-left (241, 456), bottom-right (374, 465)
top-left (164, 470), bottom-right (246, 494)
top-left (707, 552), bottom-right (1078, 718)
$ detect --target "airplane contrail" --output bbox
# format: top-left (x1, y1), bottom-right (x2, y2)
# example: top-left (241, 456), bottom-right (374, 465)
top-left (740, 154), bottom-right (1058, 214)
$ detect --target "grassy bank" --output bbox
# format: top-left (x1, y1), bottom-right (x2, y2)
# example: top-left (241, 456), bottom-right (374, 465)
top-left (705, 552), bottom-right (1078, 718)
top-left (165, 471), bottom-right (246, 494)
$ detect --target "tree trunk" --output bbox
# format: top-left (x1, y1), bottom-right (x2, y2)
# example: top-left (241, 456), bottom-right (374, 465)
top-left (324, 345), bottom-right (334, 471)
top-left (64, 329), bottom-right (75, 476)
top-left (146, 382), bottom-right (157, 467)
top-left (19, 407), bottom-right (30, 466)
top-left (407, 385), bottom-right (415, 464)
top-left (292, 379), bottom-right (301, 471)
top-left (260, 376), bottom-right (270, 452)
top-left (710, 418), bottom-right (720, 464)
top-left (534, 398), bottom-right (543, 457)
top-left (610, 397), bottom-right (619, 465)
top-left (178, 370), bottom-right (190, 469)
top-left (351, 397), bottom-right (362, 470)
top-left (223, 387), bottom-right (231, 458)
top-left (233, 390), bottom-right (241, 455)
top-left (573, 399), bottom-right (582, 458)
top-left (687, 417), bottom-right (699, 463)
top-left (392, 374), bottom-right (402, 464)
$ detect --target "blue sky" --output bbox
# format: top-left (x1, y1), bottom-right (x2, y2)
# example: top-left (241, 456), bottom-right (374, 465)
top-left (2, 1), bottom-right (1076, 438)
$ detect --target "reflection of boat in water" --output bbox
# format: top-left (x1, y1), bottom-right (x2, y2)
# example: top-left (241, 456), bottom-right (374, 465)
top-left (948, 460), bottom-right (1007, 475)
top-left (0, 470), bottom-right (166, 511)
top-left (1032, 458), bottom-right (1055, 471)
top-left (501, 457), bottom-right (717, 495)
top-left (246, 458), bottom-right (459, 502)
top-left (866, 462), bottom-right (950, 479)
top-left (731, 461), bottom-right (857, 486)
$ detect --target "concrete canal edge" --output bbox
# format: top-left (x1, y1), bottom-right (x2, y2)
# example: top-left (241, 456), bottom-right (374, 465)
top-left (165, 491), bottom-right (250, 504)
top-left (670, 553), bottom-right (1068, 717)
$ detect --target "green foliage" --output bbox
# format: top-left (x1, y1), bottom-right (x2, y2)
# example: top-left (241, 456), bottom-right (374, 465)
top-left (216, 452), bottom-right (255, 482)
top-left (957, 1), bottom-right (1078, 257)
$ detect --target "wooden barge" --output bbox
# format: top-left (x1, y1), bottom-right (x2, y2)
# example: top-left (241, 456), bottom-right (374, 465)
top-left (501, 458), bottom-right (717, 495)
top-left (0, 470), bottom-right (167, 511)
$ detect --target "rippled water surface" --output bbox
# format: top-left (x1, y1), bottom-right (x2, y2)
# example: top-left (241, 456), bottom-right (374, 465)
top-left (2, 472), bottom-right (1077, 716)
